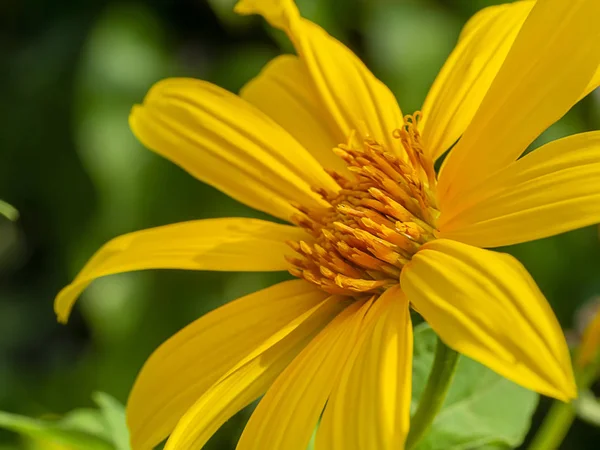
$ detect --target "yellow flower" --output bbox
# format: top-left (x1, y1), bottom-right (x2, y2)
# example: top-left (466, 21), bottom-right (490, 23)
top-left (55, 0), bottom-right (600, 449)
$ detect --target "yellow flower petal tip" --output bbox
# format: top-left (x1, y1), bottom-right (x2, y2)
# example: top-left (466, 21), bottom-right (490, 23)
top-left (233, 0), bottom-right (297, 29)
top-left (551, 362), bottom-right (578, 402)
top-left (564, 379), bottom-right (578, 401)
top-left (54, 283), bottom-right (80, 324)
top-left (551, 372), bottom-right (577, 403)
top-left (52, 219), bottom-right (308, 326)
top-left (401, 239), bottom-right (578, 403)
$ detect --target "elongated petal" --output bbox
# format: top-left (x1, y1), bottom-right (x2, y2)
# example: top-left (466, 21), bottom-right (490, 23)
top-left (236, 298), bottom-right (374, 450)
top-left (54, 218), bottom-right (306, 323)
top-left (235, 0), bottom-right (404, 155)
top-left (401, 239), bottom-right (576, 401)
top-left (420, 1), bottom-right (534, 161)
top-left (438, 132), bottom-right (600, 247)
top-left (130, 78), bottom-right (338, 221)
top-left (583, 66), bottom-right (600, 98)
top-left (438, 0), bottom-right (600, 205)
top-left (164, 295), bottom-right (345, 450)
top-left (241, 55), bottom-right (347, 173)
top-left (316, 286), bottom-right (412, 450)
top-left (127, 279), bottom-right (330, 449)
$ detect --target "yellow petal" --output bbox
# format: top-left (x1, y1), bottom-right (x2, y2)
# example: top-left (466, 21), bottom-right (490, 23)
top-left (438, 0), bottom-right (600, 205)
top-left (164, 294), bottom-right (345, 450)
top-left (438, 131), bottom-right (600, 247)
top-left (127, 279), bottom-right (331, 449)
top-left (236, 298), bottom-right (374, 450)
top-left (419, 1), bottom-right (534, 161)
top-left (235, 0), bottom-right (404, 155)
top-left (316, 286), bottom-right (412, 450)
top-left (582, 65), bottom-right (600, 98)
top-left (241, 55), bottom-right (347, 173)
top-left (130, 78), bottom-right (338, 221)
top-left (54, 218), bottom-right (307, 323)
top-left (401, 239), bottom-right (576, 401)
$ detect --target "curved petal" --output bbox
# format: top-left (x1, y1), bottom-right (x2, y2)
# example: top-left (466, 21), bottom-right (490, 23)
top-left (438, 131), bottom-right (600, 247)
top-left (583, 65), bottom-right (600, 98)
top-left (401, 239), bottom-right (576, 401)
top-left (164, 294), bottom-right (345, 450)
top-left (240, 55), bottom-right (347, 173)
top-left (54, 218), bottom-right (307, 323)
top-left (236, 298), bottom-right (374, 450)
top-left (315, 286), bottom-right (412, 450)
top-left (130, 78), bottom-right (338, 222)
top-left (419, 1), bottom-right (534, 161)
top-left (127, 279), bottom-right (330, 449)
top-left (438, 0), bottom-right (600, 205)
top-left (235, 0), bottom-right (404, 156)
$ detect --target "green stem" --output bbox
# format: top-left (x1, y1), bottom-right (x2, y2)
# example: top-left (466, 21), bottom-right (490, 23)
top-left (406, 336), bottom-right (460, 450)
top-left (528, 360), bottom-right (600, 450)
top-left (528, 400), bottom-right (576, 450)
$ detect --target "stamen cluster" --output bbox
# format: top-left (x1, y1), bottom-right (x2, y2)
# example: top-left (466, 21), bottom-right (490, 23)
top-left (288, 114), bottom-right (439, 297)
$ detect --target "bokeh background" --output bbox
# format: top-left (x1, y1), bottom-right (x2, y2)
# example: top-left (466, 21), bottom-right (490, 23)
top-left (1, 0), bottom-right (600, 448)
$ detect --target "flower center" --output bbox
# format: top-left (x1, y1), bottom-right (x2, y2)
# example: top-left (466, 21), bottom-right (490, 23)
top-left (287, 113), bottom-right (439, 297)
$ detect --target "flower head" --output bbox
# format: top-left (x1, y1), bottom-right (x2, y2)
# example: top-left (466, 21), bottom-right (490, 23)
top-left (55, 0), bottom-right (600, 449)
top-left (285, 113), bottom-right (438, 296)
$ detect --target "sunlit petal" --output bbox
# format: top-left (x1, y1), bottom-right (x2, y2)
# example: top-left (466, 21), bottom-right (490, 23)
top-left (127, 280), bottom-right (331, 449)
top-left (54, 218), bottom-right (307, 322)
top-left (235, 0), bottom-right (404, 155)
top-left (130, 78), bottom-right (337, 221)
top-left (438, 0), bottom-right (600, 205)
top-left (582, 65), bottom-right (600, 99)
top-left (241, 55), bottom-right (347, 173)
top-left (420, 1), bottom-right (534, 160)
top-left (438, 131), bottom-right (600, 247)
top-left (236, 298), bottom-right (374, 450)
top-left (315, 286), bottom-right (411, 450)
top-left (401, 239), bottom-right (576, 401)
top-left (163, 294), bottom-right (345, 450)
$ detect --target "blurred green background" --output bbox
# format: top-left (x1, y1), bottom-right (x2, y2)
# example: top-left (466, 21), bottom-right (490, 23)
top-left (1, 0), bottom-right (599, 448)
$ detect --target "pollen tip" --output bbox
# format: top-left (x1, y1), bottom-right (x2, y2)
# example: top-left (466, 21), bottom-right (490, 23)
top-left (285, 240), bottom-right (301, 252)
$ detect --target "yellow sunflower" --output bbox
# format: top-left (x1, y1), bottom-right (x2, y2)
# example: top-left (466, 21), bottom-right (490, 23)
top-left (55, 0), bottom-right (600, 449)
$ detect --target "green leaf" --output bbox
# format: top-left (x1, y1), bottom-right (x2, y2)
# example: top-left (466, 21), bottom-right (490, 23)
top-left (0, 393), bottom-right (131, 450)
top-left (412, 324), bottom-right (539, 450)
top-left (55, 408), bottom-right (113, 442)
top-left (0, 409), bottom-right (113, 450)
top-left (93, 392), bottom-right (131, 450)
